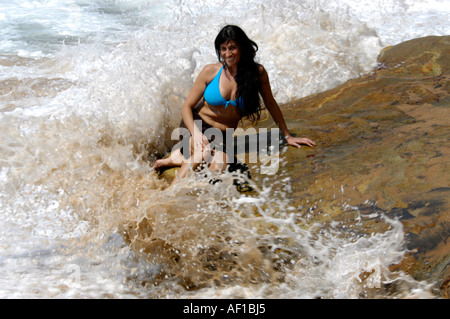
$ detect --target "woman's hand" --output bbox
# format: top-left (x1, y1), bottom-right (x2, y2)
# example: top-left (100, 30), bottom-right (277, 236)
top-left (191, 127), bottom-right (212, 164)
top-left (192, 127), bottom-right (210, 150)
top-left (285, 136), bottom-right (316, 148)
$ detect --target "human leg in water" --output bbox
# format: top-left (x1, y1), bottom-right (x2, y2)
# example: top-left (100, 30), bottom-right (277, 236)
top-left (152, 148), bottom-right (185, 170)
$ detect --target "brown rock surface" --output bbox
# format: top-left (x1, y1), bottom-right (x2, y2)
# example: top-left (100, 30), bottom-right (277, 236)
top-left (252, 35), bottom-right (449, 298)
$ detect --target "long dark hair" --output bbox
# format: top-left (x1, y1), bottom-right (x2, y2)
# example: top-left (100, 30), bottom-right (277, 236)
top-left (214, 25), bottom-right (261, 123)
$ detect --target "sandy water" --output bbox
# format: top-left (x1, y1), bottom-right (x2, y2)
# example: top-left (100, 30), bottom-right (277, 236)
top-left (0, 0), bottom-right (448, 298)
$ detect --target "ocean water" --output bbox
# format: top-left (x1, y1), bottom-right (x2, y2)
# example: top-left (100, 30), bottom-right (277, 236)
top-left (0, 0), bottom-right (448, 299)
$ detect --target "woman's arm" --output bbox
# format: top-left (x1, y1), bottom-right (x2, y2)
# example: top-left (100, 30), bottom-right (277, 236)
top-left (181, 66), bottom-right (210, 135)
top-left (181, 65), bottom-right (217, 150)
top-left (258, 65), bottom-right (315, 148)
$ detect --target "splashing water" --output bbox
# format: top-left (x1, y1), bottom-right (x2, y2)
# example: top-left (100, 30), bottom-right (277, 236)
top-left (1, 0), bottom-right (447, 298)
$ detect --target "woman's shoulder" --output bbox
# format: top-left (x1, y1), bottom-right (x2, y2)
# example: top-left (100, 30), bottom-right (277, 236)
top-left (198, 63), bottom-right (223, 81)
top-left (256, 63), bottom-right (267, 75)
top-left (256, 64), bottom-right (270, 83)
top-left (201, 63), bottom-right (222, 74)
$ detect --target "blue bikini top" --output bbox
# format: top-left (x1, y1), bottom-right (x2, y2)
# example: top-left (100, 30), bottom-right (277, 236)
top-left (204, 65), bottom-right (244, 110)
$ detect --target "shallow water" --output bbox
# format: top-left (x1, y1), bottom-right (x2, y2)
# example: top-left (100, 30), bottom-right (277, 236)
top-left (0, 0), bottom-right (448, 298)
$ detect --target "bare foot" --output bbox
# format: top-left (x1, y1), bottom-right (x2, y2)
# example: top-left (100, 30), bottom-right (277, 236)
top-left (153, 157), bottom-right (173, 170)
top-left (153, 149), bottom-right (185, 170)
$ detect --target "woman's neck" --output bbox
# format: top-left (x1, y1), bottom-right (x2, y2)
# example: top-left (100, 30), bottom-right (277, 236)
top-left (225, 64), bottom-right (238, 77)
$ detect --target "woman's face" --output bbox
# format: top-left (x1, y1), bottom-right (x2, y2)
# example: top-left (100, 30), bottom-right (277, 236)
top-left (220, 40), bottom-right (240, 69)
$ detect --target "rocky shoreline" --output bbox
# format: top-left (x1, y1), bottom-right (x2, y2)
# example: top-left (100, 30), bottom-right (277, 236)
top-left (253, 35), bottom-right (449, 298)
top-left (155, 36), bottom-right (449, 298)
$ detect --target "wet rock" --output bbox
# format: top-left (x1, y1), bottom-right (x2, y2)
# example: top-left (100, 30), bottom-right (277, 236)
top-left (253, 35), bottom-right (449, 298)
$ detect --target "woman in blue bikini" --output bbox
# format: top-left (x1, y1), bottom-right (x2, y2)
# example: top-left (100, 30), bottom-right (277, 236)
top-left (153, 25), bottom-right (315, 185)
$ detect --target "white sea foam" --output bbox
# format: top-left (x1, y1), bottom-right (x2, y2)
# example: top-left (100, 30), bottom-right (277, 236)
top-left (0, 0), bottom-right (447, 298)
